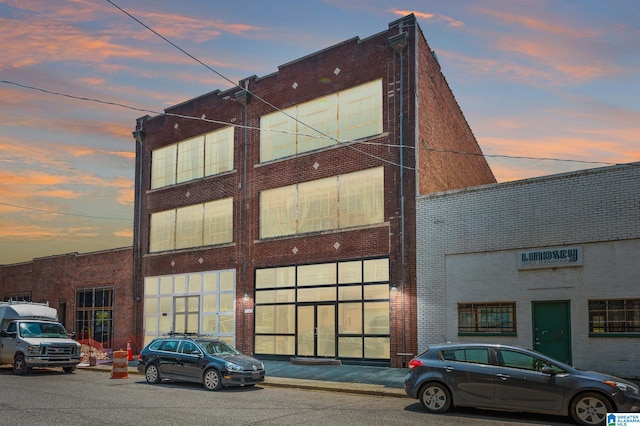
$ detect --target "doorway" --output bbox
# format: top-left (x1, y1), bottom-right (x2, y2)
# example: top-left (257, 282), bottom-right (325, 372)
top-left (532, 301), bottom-right (571, 364)
top-left (297, 304), bottom-right (336, 358)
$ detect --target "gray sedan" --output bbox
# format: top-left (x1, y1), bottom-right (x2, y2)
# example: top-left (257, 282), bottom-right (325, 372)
top-left (404, 343), bottom-right (640, 426)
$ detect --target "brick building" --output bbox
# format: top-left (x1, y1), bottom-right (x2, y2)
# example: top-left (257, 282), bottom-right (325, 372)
top-left (131, 14), bottom-right (495, 366)
top-left (0, 248), bottom-right (136, 352)
top-left (416, 163), bottom-right (640, 377)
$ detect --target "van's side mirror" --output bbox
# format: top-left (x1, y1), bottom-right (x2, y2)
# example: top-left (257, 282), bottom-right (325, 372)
top-left (1, 329), bottom-right (16, 338)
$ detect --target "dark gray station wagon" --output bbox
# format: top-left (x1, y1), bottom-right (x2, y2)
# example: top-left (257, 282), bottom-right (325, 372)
top-left (404, 343), bottom-right (640, 426)
top-left (137, 334), bottom-right (265, 391)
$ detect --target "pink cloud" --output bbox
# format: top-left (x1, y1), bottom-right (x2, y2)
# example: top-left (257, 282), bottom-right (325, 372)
top-left (390, 8), bottom-right (464, 27)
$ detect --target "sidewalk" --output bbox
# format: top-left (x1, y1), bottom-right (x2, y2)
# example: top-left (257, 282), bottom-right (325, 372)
top-left (78, 359), bottom-right (409, 398)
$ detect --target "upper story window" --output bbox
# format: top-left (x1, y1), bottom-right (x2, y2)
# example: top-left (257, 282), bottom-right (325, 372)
top-left (260, 79), bottom-right (382, 163)
top-left (259, 167), bottom-right (384, 239)
top-left (149, 198), bottom-right (233, 253)
top-left (151, 126), bottom-right (234, 190)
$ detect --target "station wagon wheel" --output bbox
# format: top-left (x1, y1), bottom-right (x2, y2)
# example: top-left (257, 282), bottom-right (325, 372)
top-left (145, 364), bottom-right (161, 384)
top-left (203, 369), bottom-right (222, 391)
top-left (13, 354), bottom-right (28, 375)
top-left (570, 392), bottom-right (612, 426)
top-left (419, 382), bottom-right (451, 413)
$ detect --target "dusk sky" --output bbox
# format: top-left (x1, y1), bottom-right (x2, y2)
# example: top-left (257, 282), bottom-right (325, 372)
top-left (1, 0), bottom-right (638, 265)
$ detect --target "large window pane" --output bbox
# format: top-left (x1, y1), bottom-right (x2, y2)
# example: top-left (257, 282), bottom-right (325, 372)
top-left (363, 258), bottom-right (389, 282)
top-left (364, 337), bottom-right (389, 359)
top-left (151, 145), bottom-right (176, 189)
top-left (338, 337), bottom-right (362, 358)
top-left (339, 167), bottom-right (383, 228)
top-left (260, 185), bottom-right (297, 238)
top-left (338, 79), bottom-right (382, 142)
top-left (297, 94), bottom-right (338, 152)
top-left (338, 261), bottom-right (362, 284)
top-left (260, 106), bottom-right (297, 162)
top-left (364, 302), bottom-right (389, 334)
top-left (256, 266), bottom-right (296, 289)
top-left (297, 287), bottom-right (336, 302)
top-left (338, 285), bottom-right (362, 301)
top-left (338, 302), bottom-right (362, 334)
top-left (177, 136), bottom-right (204, 183)
top-left (298, 263), bottom-right (336, 286)
top-left (205, 127), bottom-right (234, 176)
top-left (363, 284), bottom-right (389, 300)
top-left (149, 210), bottom-right (175, 252)
top-left (255, 289), bottom-right (295, 304)
top-left (204, 198), bottom-right (233, 245)
top-left (176, 204), bottom-right (203, 249)
top-left (298, 177), bottom-right (338, 233)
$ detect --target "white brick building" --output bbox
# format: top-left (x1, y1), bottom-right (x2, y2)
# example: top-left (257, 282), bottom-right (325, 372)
top-left (416, 163), bottom-right (640, 378)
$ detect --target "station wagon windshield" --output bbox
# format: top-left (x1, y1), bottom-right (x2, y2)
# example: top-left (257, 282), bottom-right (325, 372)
top-left (197, 340), bottom-right (239, 356)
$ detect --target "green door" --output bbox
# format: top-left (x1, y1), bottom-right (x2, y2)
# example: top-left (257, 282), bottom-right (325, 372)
top-left (532, 301), bottom-right (571, 364)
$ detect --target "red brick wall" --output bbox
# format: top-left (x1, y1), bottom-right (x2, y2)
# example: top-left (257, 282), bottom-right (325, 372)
top-left (0, 248), bottom-right (138, 352)
top-left (414, 26), bottom-right (497, 194)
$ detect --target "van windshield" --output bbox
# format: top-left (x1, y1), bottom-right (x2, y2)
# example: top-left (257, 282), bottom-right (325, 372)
top-left (19, 322), bottom-right (69, 338)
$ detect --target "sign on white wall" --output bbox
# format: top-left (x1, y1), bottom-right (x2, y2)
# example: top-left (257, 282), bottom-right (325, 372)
top-left (517, 246), bottom-right (582, 270)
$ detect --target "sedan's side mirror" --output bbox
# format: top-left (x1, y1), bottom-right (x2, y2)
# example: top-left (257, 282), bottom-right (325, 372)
top-left (541, 366), bottom-right (556, 375)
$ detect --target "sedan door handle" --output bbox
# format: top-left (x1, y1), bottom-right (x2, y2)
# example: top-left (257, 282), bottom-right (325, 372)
top-left (496, 373), bottom-right (510, 380)
top-left (444, 366), bottom-right (455, 373)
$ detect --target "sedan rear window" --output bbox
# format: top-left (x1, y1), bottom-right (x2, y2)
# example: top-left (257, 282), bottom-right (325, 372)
top-left (441, 348), bottom-right (489, 364)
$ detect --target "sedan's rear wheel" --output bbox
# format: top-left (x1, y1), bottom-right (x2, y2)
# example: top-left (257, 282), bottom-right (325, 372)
top-left (203, 369), bottom-right (222, 391)
top-left (419, 382), bottom-right (451, 413)
top-left (145, 364), bottom-right (161, 384)
top-left (570, 392), bottom-right (612, 426)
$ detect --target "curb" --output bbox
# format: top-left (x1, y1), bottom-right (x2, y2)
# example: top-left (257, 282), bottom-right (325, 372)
top-left (78, 365), bottom-right (407, 398)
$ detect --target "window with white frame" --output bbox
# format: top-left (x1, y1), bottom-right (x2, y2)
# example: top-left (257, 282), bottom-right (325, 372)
top-left (151, 126), bottom-right (234, 190)
top-left (143, 270), bottom-right (236, 347)
top-left (260, 79), bottom-right (382, 162)
top-left (149, 198), bottom-right (232, 253)
top-left (260, 167), bottom-right (383, 239)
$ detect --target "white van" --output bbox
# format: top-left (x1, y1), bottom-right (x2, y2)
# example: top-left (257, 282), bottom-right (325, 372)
top-left (0, 301), bottom-right (81, 374)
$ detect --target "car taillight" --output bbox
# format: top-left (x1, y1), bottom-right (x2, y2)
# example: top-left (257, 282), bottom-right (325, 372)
top-left (408, 359), bottom-right (425, 369)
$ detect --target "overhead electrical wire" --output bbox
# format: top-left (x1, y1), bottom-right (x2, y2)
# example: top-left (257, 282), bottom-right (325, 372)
top-left (0, 201), bottom-right (131, 221)
top-left (104, 0), bottom-right (402, 168)
top-left (1, 79), bottom-right (625, 169)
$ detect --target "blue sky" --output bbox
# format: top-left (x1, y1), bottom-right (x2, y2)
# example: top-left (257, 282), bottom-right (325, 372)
top-left (1, 0), bottom-right (638, 264)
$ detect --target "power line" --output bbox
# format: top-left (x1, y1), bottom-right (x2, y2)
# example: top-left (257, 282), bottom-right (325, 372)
top-left (0, 201), bottom-right (131, 222)
top-left (1, 79), bottom-right (628, 168)
top-left (420, 141), bottom-right (619, 166)
top-left (104, 0), bottom-right (402, 168)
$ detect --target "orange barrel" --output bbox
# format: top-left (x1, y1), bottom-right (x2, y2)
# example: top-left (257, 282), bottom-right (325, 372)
top-left (111, 350), bottom-right (129, 379)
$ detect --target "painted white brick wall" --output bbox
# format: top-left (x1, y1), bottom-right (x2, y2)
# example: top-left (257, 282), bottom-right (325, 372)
top-left (416, 163), bottom-right (640, 378)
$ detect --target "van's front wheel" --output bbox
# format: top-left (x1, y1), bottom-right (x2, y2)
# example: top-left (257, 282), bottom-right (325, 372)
top-left (13, 354), bottom-right (28, 375)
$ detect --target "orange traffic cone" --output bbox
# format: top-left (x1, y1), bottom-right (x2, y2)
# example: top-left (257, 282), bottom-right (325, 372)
top-left (127, 341), bottom-right (133, 361)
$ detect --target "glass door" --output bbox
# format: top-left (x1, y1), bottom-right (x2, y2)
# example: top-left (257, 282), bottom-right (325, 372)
top-left (297, 304), bottom-right (336, 357)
